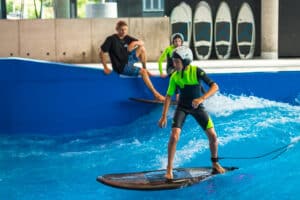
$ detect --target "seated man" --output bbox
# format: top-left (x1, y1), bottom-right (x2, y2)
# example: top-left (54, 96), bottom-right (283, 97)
top-left (99, 20), bottom-right (165, 101)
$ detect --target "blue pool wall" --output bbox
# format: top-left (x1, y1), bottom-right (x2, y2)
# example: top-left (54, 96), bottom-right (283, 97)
top-left (0, 58), bottom-right (299, 135)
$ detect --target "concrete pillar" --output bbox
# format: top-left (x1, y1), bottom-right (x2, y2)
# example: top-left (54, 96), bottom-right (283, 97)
top-left (54, 0), bottom-right (70, 18)
top-left (85, 2), bottom-right (118, 18)
top-left (70, 0), bottom-right (77, 18)
top-left (261, 0), bottom-right (279, 59)
top-left (0, 0), bottom-right (7, 19)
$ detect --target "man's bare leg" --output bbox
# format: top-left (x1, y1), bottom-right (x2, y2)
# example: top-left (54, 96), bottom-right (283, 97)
top-left (205, 128), bottom-right (225, 173)
top-left (132, 45), bottom-right (164, 101)
top-left (139, 69), bottom-right (165, 101)
top-left (137, 46), bottom-right (147, 69)
top-left (135, 44), bottom-right (164, 100)
top-left (165, 128), bottom-right (181, 179)
top-left (136, 45), bottom-right (153, 76)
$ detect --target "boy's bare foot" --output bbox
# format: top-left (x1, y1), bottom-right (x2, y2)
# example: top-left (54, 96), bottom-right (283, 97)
top-left (164, 173), bottom-right (173, 180)
top-left (165, 166), bottom-right (173, 180)
top-left (212, 162), bottom-right (225, 174)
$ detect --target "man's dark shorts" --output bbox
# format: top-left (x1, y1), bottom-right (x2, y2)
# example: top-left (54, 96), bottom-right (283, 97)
top-left (122, 50), bottom-right (141, 76)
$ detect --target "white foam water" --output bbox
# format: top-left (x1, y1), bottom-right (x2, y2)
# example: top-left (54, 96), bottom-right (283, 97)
top-left (1, 93), bottom-right (300, 200)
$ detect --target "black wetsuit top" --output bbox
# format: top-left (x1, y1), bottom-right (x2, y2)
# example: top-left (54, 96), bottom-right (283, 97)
top-left (167, 65), bottom-right (215, 109)
top-left (167, 65), bottom-right (215, 130)
top-left (101, 34), bottom-right (138, 73)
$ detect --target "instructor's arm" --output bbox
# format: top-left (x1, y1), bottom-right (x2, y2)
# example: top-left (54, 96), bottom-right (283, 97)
top-left (128, 40), bottom-right (144, 52)
top-left (99, 50), bottom-right (112, 75)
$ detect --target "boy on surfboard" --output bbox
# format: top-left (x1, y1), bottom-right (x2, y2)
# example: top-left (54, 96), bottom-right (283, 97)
top-left (99, 20), bottom-right (165, 102)
top-left (158, 46), bottom-right (225, 180)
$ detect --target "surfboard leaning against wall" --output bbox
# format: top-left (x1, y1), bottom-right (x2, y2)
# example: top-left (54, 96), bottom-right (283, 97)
top-left (170, 2), bottom-right (192, 47)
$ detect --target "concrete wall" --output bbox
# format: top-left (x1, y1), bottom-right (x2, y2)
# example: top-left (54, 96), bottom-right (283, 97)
top-left (0, 17), bottom-right (169, 63)
top-left (0, 20), bottom-right (19, 57)
top-left (55, 19), bottom-right (92, 63)
top-left (20, 19), bottom-right (56, 61)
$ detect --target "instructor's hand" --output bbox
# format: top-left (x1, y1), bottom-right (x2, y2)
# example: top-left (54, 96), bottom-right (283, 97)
top-left (158, 116), bottom-right (167, 128)
top-left (160, 74), bottom-right (168, 78)
top-left (103, 67), bottom-right (112, 75)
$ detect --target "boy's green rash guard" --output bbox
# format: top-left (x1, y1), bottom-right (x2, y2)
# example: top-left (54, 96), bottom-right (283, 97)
top-left (158, 45), bottom-right (176, 75)
top-left (167, 65), bottom-right (214, 98)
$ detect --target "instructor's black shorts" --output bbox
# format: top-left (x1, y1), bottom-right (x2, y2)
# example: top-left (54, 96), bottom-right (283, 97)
top-left (172, 105), bottom-right (214, 130)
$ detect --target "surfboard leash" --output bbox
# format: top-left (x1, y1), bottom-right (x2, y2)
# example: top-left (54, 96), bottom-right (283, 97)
top-left (219, 137), bottom-right (300, 161)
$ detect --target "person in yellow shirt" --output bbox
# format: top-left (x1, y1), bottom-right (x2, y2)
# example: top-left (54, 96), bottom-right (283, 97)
top-left (158, 33), bottom-right (184, 78)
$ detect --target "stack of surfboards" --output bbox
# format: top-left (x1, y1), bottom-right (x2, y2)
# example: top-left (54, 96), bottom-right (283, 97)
top-left (170, 2), bottom-right (192, 47)
top-left (170, 1), bottom-right (255, 60)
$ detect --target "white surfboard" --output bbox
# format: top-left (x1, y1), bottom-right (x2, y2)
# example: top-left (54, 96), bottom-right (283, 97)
top-left (170, 2), bottom-right (192, 47)
top-left (236, 2), bottom-right (255, 59)
top-left (193, 1), bottom-right (213, 60)
top-left (214, 1), bottom-right (232, 59)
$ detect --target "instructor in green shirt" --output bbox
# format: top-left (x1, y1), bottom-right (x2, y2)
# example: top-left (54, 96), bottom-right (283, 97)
top-left (158, 33), bottom-right (184, 78)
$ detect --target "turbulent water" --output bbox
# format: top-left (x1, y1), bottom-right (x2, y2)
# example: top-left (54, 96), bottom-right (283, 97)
top-left (1, 93), bottom-right (299, 200)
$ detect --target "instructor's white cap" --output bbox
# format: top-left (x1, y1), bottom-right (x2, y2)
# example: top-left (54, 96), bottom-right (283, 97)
top-left (171, 33), bottom-right (184, 43)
